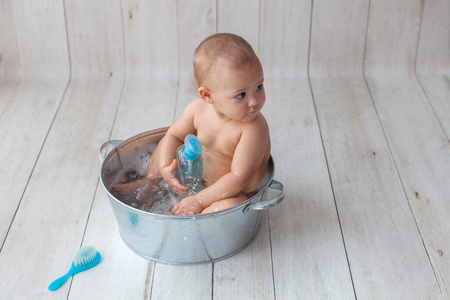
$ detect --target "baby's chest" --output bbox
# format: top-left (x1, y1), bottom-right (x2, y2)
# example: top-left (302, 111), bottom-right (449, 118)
top-left (197, 127), bottom-right (240, 158)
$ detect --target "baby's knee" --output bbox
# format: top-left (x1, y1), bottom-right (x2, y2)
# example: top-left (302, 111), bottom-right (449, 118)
top-left (201, 193), bottom-right (248, 214)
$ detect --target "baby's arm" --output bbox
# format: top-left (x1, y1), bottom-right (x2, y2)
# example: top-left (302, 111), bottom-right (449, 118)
top-left (171, 115), bottom-right (270, 215)
top-left (156, 100), bottom-right (199, 193)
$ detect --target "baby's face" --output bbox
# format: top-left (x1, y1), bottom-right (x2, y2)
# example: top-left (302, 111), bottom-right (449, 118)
top-left (208, 59), bottom-right (265, 122)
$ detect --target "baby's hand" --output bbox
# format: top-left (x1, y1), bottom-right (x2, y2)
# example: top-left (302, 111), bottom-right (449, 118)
top-left (171, 195), bottom-right (204, 215)
top-left (161, 159), bottom-right (189, 195)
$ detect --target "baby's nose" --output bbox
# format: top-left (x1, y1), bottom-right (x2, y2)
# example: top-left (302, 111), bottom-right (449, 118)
top-left (248, 95), bottom-right (259, 106)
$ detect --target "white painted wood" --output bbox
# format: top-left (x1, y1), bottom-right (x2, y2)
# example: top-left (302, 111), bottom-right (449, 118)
top-left (310, 0), bottom-right (442, 297)
top-left (364, 0), bottom-right (450, 296)
top-left (0, 81), bottom-right (68, 246)
top-left (416, 75), bottom-right (450, 137)
top-left (64, 0), bottom-right (124, 79)
top-left (114, 0), bottom-right (180, 138)
top-left (311, 77), bottom-right (442, 299)
top-left (173, 1), bottom-right (217, 120)
top-left (364, 0), bottom-right (422, 76)
top-left (12, 0), bottom-right (69, 80)
top-left (151, 264), bottom-right (212, 300)
top-left (0, 80), bottom-right (123, 299)
top-left (0, 0), bottom-right (69, 246)
top-left (309, 0), bottom-right (369, 78)
top-left (416, 0), bottom-right (450, 137)
top-left (260, 1), bottom-right (354, 298)
top-left (365, 75), bottom-right (450, 298)
top-left (217, 0), bottom-right (260, 51)
top-left (259, 0), bottom-right (311, 79)
top-left (70, 184), bottom-right (153, 299)
top-left (213, 212), bottom-right (274, 300)
top-left (0, 0), bottom-right (20, 115)
top-left (416, 0), bottom-right (450, 77)
top-left (264, 79), bottom-right (355, 299)
top-left (71, 1), bottom-right (179, 299)
top-left (0, 0), bottom-right (124, 299)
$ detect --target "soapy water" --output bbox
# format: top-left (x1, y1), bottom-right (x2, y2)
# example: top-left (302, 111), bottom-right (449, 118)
top-left (107, 143), bottom-right (186, 215)
top-left (110, 172), bottom-right (184, 215)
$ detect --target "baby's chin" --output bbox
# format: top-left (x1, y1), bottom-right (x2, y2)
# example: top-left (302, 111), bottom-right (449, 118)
top-left (243, 111), bottom-right (261, 121)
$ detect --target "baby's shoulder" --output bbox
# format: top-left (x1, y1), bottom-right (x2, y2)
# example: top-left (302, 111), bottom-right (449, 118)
top-left (237, 113), bottom-right (269, 146)
top-left (186, 98), bottom-right (206, 109)
top-left (244, 113), bottom-right (269, 134)
top-left (183, 98), bottom-right (208, 117)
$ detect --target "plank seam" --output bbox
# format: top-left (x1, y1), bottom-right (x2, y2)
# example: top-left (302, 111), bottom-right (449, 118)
top-left (362, 1), bottom-right (445, 297)
top-left (173, 0), bottom-right (182, 123)
top-left (413, 2), bottom-right (450, 143)
top-left (307, 0), bottom-right (357, 298)
top-left (0, 0), bottom-right (73, 254)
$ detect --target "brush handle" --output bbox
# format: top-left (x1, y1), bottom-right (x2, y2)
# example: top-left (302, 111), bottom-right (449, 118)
top-left (48, 269), bottom-right (74, 291)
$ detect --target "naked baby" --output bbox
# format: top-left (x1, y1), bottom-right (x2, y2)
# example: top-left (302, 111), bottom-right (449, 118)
top-left (117, 33), bottom-right (271, 215)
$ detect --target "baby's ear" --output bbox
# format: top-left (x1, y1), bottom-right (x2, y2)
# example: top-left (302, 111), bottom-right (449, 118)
top-left (198, 87), bottom-right (214, 104)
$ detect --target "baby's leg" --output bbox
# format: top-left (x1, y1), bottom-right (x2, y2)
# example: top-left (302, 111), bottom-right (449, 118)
top-left (112, 139), bottom-right (164, 194)
top-left (146, 139), bottom-right (163, 178)
top-left (200, 193), bottom-right (248, 214)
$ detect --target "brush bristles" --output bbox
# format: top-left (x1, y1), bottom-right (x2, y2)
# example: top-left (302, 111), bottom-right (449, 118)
top-left (74, 246), bottom-right (98, 267)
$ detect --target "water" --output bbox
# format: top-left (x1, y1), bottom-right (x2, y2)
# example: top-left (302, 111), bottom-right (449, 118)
top-left (111, 172), bottom-right (184, 215)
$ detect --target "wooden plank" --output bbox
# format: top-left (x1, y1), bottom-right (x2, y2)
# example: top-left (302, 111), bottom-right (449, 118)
top-left (173, 1), bottom-right (217, 120)
top-left (0, 80), bottom-right (123, 299)
top-left (309, 0), bottom-right (368, 77)
top-left (258, 0), bottom-right (311, 79)
top-left (70, 1), bottom-right (179, 299)
top-left (415, 0), bottom-right (450, 76)
top-left (310, 0), bottom-right (441, 297)
top-left (364, 0), bottom-right (422, 76)
top-left (364, 0), bottom-right (448, 295)
top-left (0, 0), bottom-right (124, 298)
top-left (213, 212), bottom-right (274, 299)
top-left (217, 0), bottom-right (260, 50)
top-left (259, 0), bottom-right (355, 298)
top-left (151, 264), bottom-right (212, 300)
top-left (0, 0), bottom-right (20, 115)
top-left (0, 0), bottom-right (69, 247)
top-left (264, 79), bottom-right (355, 299)
top-left (9, 0), bottom-right (69, 80)
top-left (312, 77), bottom-right (442, 299)
top-left (365, 74), bottom-right (450, 297)
top-left (416, 0), bottom-right (450, 136)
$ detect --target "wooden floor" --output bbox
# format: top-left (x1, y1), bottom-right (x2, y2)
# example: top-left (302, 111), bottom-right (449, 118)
top-left (1, 0), bottom-right (449, 299)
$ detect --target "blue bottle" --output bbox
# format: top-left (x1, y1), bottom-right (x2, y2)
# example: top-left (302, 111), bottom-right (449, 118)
top-left (176, 134), bottom-right (203, 194)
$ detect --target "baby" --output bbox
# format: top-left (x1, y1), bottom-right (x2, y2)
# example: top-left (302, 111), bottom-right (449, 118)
top-left (119, 33), bottom-right (271, 215)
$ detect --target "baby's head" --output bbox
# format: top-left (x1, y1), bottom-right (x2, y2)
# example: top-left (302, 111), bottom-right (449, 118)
top-left (192, 33), bottom-right (261, 91)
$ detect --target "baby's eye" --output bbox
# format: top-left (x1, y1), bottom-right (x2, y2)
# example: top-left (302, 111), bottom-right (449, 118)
top-left (256, 84), bottom-right (264, 92)
top-left (236, 92), bottom-right (246, 99)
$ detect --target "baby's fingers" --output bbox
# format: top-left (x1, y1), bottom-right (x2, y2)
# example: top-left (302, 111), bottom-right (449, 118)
top-left (171, 203), bottom-right (182, 215)
top-left (169, 159), bottom-right (178, 172)
top-left (171, 179), bottom-right (189, 194)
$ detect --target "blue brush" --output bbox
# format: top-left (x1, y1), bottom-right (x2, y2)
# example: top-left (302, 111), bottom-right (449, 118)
top-left (48, 246), bottom-right (101, 291)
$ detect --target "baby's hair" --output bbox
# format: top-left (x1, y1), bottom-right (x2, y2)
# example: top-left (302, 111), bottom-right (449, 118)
top-left (191, 33), bottom-right (259, 92)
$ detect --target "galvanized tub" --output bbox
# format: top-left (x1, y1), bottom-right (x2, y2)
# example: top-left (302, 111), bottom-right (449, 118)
top-left (99, 127), bottom-right (284, 265)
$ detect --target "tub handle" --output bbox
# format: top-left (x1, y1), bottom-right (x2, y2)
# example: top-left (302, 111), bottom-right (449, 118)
top-left (99, 140), bottom-right (123, 162)
top-left (244, 180), bottom-right (285, 212)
